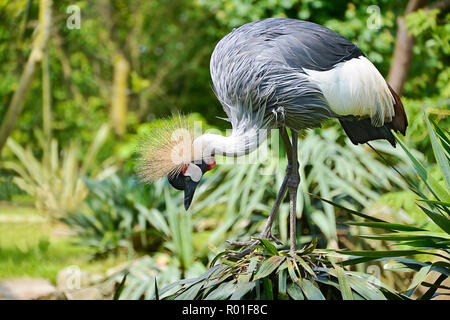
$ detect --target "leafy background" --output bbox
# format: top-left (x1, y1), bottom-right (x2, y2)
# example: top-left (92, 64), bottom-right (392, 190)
top-left (0, 0), bottom-right (448, 300)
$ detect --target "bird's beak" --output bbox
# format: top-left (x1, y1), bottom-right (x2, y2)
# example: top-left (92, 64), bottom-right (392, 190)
top-left (183, 181), bottom-right (199, 210)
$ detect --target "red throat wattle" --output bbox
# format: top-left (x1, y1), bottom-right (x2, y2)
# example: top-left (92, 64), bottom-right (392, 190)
top-left (207, 159), bottom-right (216, 171)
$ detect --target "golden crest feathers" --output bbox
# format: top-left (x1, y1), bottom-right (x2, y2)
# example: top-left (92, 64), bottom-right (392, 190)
top-left (136, 113), bottom-right (195, 183)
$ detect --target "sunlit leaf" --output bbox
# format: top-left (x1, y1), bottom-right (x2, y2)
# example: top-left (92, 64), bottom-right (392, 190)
top-left (299, 279), bottom-right (325, 300)
top-left (418, 205), bottom-right (450, 234)
top-left (287, 283), bottom-right (305, 300)
top-left (344, 221), bottom-right (425, 232)
top-left (253, 256), bottom-right (285, 280)
top-left (229, 282), bottom-right (255, 300)
top-left (425, 113), bottom-right (450, 190)
top-left (204, 281), bottom-right (236, 300)
top-left (405, 265), bottom-right (432, 296)
top-left (334, 265), bottom-right (353, 300)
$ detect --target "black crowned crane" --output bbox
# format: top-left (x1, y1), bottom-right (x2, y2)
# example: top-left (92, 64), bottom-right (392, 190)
top-left (138, 18), bottom-right (408, 253)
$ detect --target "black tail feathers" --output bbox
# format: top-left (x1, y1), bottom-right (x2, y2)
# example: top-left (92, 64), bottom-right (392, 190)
top-left (339, 118), bottom-right (396, 147)
top-left (339, 84), bottom-right (408, 148)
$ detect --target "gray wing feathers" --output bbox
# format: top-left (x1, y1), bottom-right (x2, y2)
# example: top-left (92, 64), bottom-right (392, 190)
top-left (254, 18), bottom-right (363, 71)
top-left (210, 18), bottom-right (339, 131)
top-left (264, 68), bottom-right (332, 129)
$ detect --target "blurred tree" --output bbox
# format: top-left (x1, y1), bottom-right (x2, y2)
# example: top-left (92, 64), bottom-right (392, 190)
top-left (0, 0), bottom-right (52, 157)
top-left (0, 0), bottom-right (447, 165)
top-left (0, 0), bottom-right (448, 294)
top-left (388, 0), bottom-right (450, 95)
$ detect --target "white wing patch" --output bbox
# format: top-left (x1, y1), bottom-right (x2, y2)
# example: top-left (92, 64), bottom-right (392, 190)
top-left (304, 56), bottom-right (395, 127)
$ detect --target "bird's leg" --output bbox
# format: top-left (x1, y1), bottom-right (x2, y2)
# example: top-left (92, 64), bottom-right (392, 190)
top-left (225, 175), bottom-right (287, 250)
top-left (226, 128), bottom-right (293, 257)
top-left (257, 174), bottom-right (287, 244)
top-left (287, 129), bottom-right (300, 252)
top-left (258, 127), bottom-right (293, 243)
top-left (225, 175), bottom-right (286, 255)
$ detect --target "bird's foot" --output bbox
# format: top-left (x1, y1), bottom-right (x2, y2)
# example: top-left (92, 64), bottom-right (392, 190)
top-left (225, 239), bottom-right (258, 247)
top-left (225, 232), bottom-right (282, 247)
top-left (258, 232), bottom-right (283, 245)
top-left (225, 247), bottom-right (256, 260)
top-left (224, 238), bottom-right (259, 259)
top-left (225, 233), bottom-right (283, 259)
top-left (273, 106), bottom-right (286, 128)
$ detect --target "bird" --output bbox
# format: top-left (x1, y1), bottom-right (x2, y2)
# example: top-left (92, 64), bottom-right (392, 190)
top-left (138, 18), bottom-right (408, 253)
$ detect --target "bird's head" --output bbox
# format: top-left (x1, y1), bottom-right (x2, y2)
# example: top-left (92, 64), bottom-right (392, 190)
top-left (167, 158), bottom-right (215, 209)
top-left (137, 113), bottom-right (216, 210)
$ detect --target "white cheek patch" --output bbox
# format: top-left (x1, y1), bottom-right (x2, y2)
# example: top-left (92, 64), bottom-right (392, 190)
top-left (184, 164), bottom-right (203, 182)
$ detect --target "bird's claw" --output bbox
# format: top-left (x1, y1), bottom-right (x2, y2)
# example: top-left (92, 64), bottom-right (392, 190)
top-left (225, 247), bottom-right (256, 260)
top-left (225, 239), bottom-right (258, 246)
top-left (224, 239), bottom-right (259, 259)
top-left (273, 106), bottom-right (286, 128)
top-left (226, 232), bottom-right (283, 247)
top-left (265, 233), bottom-right (283, 245)
top-left (225, 233), bottom-right (284, 259)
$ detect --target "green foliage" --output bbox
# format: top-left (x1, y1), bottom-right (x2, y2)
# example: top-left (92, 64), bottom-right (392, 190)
top-left (0, 174), bottom-right (24, 201)
top-left (103, 126), bottom-right (420, 299)
top-left (60, 175), bottom-right (167, 257)
top-left (0, 205), bottom-right (124, 283)
top-left (336, 117), bottom-right (450, 299)
top-left (1, 0), bottom-right (445, 158)
top-left (293, 128), bottom-right (408, 242)
top-left (153, 239), bottom-right (404, 300)
top-left (57, 122), bottom-right (415, 299)
top-left (1, 0), bottom-right (448, 299)
top-left (146, 115), bottom-right (449, 300)
top-left (60, 172), bottom-right (200, 274)
top-left (396, 98), bottom-right (449, 160)
top-left (405, 9), bottom-right (449, 98)
top-left (3, 125), bottom-right (112, 218)
top-left (108, 255), bottom-right (185, 300)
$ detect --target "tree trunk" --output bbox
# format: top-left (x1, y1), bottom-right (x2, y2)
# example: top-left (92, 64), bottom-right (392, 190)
top-left (387, 0), bottom-right (428, 96)
top-left (111, 54), bottom-right (130, 137)
top-left (0, 0), bottom-right (53, 158)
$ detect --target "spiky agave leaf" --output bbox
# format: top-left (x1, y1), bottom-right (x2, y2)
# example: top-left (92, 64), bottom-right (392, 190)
top-left (136, 113), bottom-right (196, 183)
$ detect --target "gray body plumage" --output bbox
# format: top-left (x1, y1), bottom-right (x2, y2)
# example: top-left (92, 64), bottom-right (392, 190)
top-left (138, 18), bottom-right (407, 217)
top-left (206, 17), bottom-right (406, 154)
top-left (210, 18), bottom-right (360, 132)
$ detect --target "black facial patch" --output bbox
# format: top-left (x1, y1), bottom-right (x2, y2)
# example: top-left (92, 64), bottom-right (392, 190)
top-left (168, 174), bottom-right (185, 190)
top-left (197, 161), bottom-right (211, 174)
top-left (167, 160), bottom-right (211, 190)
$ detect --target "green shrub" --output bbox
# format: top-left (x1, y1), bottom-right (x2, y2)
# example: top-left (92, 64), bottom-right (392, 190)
top-left (3, 125), bottom-right (112, 218)
top-left (61, 175), bottom-right (168, 257)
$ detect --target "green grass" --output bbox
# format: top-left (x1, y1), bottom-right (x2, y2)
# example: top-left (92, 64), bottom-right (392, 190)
top-left (0, 205), bottom-right (126, 284)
